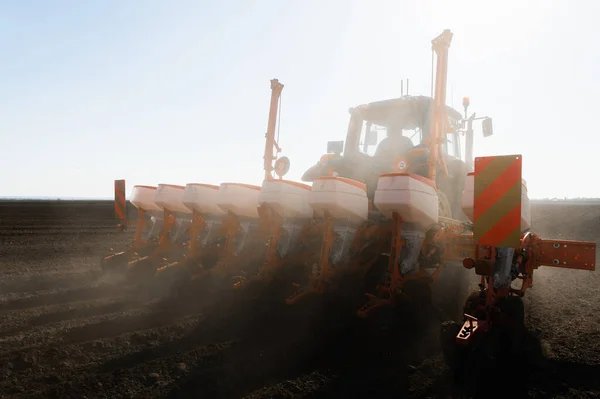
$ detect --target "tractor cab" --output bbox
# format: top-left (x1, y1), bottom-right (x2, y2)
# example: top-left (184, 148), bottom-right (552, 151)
top-left (348, 95), bottom-right (465, 165)
top-left (302, 95), bottom-right (493, 219)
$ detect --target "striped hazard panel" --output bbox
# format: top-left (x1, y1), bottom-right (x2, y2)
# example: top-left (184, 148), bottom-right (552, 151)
top-left (473, 155), bottom-right (522, 249)
top-left (114, 179), bottom-right (126, 222)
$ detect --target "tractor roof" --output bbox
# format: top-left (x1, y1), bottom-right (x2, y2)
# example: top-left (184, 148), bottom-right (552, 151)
top-left (351, 95), bottom-right (463, 129)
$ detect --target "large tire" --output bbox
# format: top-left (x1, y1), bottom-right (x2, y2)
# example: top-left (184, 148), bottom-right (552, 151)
top-left (440, 320), bottom-right (474, 387)
top-left (440, 293), bottom-right (481, 370)
top-left (441, 292), bottom-right (489, 387)
top-left (440, 320), bottom-right (462, 368)
top-left (463, 291), bottom-right (486, 319)
top-left (442, 295), bottom-right (526, 395)
top-left (498, 296), bottom-right (525, 324)
top-left (495, 296), bottom-right (526, 355)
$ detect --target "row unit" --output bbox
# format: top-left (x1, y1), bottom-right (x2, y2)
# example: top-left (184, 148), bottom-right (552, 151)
top-left (130, 173), bottom-right (531, 232)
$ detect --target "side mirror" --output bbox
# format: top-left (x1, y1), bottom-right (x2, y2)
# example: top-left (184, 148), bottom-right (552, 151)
top-left (482, 117), bottom-right (493, 137)
top-left (364, 129), bottom-right (378, 146)
top-left (327, 140), bottom-right (344, 155)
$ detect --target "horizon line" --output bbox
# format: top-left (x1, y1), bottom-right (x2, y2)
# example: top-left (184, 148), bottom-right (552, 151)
top-left (1, 196), bottom-right (600, 202)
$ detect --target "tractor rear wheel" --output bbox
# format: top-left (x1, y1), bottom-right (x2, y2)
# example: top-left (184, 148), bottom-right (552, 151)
top-left (440, 318), bottom-right (492, 393)
top-left (440, 320), bottom-right (464, 368)
top-left (440, 291), bottom-right (481, 371)
top-left (494, 296), bottom-right (526, 356)
top-left (463, 291), bottom-right (487, 319)
top-left (440, 292), bottom-right (488, 385)
top-left (497, 295), bottom-right (525, 324)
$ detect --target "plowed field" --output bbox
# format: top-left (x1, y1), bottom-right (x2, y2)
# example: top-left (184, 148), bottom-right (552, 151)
top-left (0, 199), bottom-right (598, 398)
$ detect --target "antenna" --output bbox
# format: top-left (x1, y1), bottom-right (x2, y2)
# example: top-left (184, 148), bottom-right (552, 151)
top-left (430, 48), bottom-right (434, 98)
top-left (400, 79), bottom-right (410, 97)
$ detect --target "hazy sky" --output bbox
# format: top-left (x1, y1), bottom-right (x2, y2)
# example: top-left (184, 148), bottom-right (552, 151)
top-left (1, 0), bottom-right (598, 199)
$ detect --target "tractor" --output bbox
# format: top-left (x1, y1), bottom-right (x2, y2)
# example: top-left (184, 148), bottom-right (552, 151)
top-left (284, 30), bottom-right (596, 362)
top-left (301, 32), bottom-right (493, 222)
top-left (99, 29), bottom-right (596, 377)
top-left (287, 29), bottom-right (485, 310)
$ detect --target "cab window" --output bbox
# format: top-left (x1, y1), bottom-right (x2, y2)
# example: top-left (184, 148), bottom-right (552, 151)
top-left (358, 122), bottom-right (387, 156)
top-left (407, 128), bottom-right (422, 147)
top-left (358, 121), bottom-right (423, 155)
top-left (445, 134), bottom-right (455, 157)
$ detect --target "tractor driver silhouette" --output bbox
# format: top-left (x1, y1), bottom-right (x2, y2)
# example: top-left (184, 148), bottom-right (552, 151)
top-left (373, 124), bottom-right (414, 171)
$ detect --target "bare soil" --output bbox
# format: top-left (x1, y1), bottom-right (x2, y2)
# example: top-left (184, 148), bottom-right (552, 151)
top-left (0, 199), bottom-right (598, 398)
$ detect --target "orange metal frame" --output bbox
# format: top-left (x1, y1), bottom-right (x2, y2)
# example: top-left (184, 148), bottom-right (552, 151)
top-left (233, 78), bottom-right (328, 290)
top-left (188, 211), bottom-right (242, 280)
top-left (126, 208), bottom-right (182, 276)
top-left (356, 215), bottom-right (456, 318)
top-left (263, 79), bottom-right (284, 181)
top-left (427, 29), bottom-right (453, 182)
top-left (286, 213), bottom-right (394, 307)
top-left (455, 232), bottom-right (596, 345)
top-left (154, 208), bottom-right (207, 276)
top-left (101, 207), bottom-right (157, 269)
top-left (285, 213), bottom-right (337, 304)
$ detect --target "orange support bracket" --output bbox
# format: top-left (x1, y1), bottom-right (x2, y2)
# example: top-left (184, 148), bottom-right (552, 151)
top-left (233, 207), bottom-right (282, 290)
top-left (357, 212), bottom-right (404, 318)
top-left (534, 238), bottom-right (596, 271)
top-left (286, 213), bottom-right (334, 305)
top-left (187, 209), bottom-right (207, 255)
